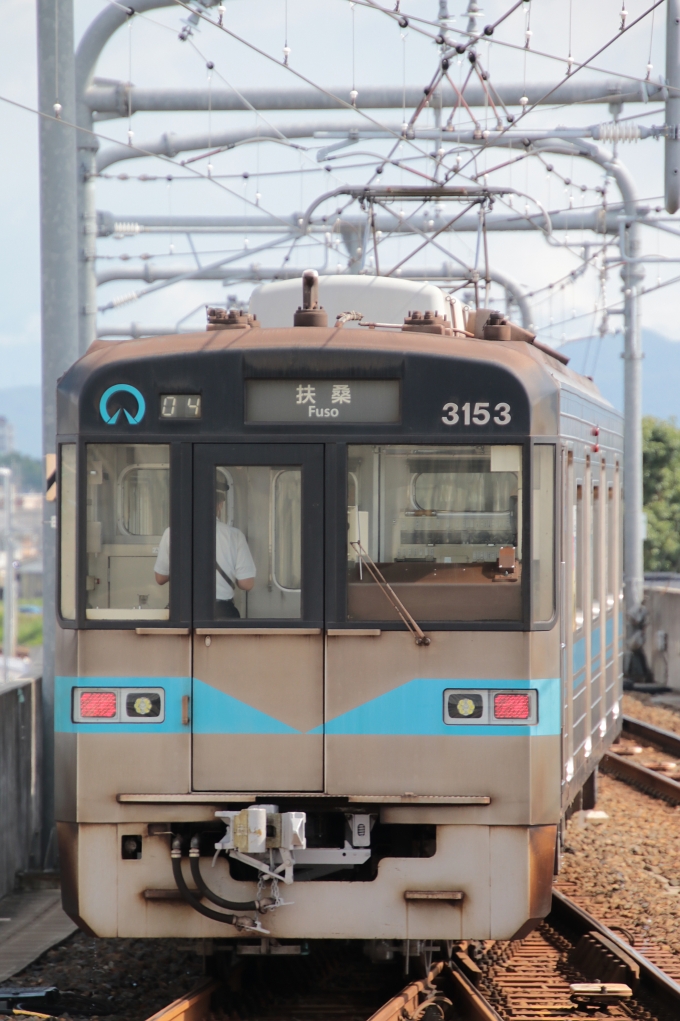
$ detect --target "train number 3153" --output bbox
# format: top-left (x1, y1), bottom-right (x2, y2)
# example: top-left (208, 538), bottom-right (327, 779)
top-left (441, 402), bottom-right (511, 426)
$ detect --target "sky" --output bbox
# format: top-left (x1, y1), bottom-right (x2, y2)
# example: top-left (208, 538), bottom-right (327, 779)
top-left (1, 0), bottom-right (679, 391)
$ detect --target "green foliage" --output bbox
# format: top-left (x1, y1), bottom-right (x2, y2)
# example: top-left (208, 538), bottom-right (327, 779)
top-left (0, 451), bottom-right (42, 492)
top-left (643, 416), bottom-right (680, 572)
top-left (0, 601), bottom-right (43, 648)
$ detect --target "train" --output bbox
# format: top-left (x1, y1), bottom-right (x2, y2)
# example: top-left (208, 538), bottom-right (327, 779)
top-left (55, 271), bottom-right (623, 948)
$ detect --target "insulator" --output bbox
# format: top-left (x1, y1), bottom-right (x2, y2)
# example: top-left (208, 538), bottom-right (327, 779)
top-left (113, 222), bottom-right (141, 235)
top-left (596, 122), bottom-right (641, 142)
top-left (111, 291), bottom-right (139, 308)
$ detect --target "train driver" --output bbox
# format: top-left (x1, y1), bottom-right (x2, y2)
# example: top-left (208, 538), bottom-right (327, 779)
top-left (153, 481), bottom-right (256, 619)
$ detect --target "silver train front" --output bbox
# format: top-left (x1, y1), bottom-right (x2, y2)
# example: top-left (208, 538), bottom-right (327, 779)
top-left (54, 317), bottom-right (624, 941)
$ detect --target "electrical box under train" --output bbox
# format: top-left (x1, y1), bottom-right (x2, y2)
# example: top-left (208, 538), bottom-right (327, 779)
top-left (54, 275), bottom-right (623, 944)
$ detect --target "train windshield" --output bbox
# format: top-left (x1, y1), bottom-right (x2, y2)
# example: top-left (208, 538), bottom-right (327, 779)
top-left (347, 444), bottom-right (523, 622)
top-left (85, 444), bottom-right (170, 620)
top-left (213, 465), bottom-right (302, 620)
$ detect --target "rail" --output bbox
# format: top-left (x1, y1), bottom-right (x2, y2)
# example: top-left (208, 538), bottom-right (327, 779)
top-left (551, 890), bottom-right (680, 1011)
top-left (600, 714), bottom-right (680, 804)
top-left (622, 714), bottom-right (680, 756)
top-left (143, 979), bottom-right (218, 1021)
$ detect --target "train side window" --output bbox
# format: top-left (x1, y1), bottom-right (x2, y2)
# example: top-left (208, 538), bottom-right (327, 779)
top-left (619, 475), bottom-right (624, 605)
top-left (531, 445), bottom-right (555, 623)
top-left (59, 444), bottom-right (77, 620)
top-left (85, 444), bottom-right (170, 621)
top-left (212, 465), bottom-right (302, 620)
top-left (592, 481), bottom-right (601, 620)
top-left (606, 481), bottom-right (616, 610)
top-left (574, 481), bottom-right (584, 630)
top-left (347, 444), bottom-right (523, 622)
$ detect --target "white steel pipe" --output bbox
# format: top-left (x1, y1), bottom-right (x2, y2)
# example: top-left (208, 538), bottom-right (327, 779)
top-left (86, 79), bottom-right (667, 118)
top-left (666, 0), bottom-right (680, 213)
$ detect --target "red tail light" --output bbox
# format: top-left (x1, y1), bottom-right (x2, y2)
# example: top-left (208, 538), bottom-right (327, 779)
top-left (79, 690), bottom-right (117, 718)
top-left (494, 693), bottom-right (530, 720)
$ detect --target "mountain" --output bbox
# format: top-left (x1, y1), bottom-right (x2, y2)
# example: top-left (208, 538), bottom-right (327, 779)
top-left (557, 330), bottom-right (680, 419)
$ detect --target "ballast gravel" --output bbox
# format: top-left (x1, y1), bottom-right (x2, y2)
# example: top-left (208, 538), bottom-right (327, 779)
top-left (0, 938), bottom-right (404, 1021)
top-left (622, 691), bottom-right (680, 736)
top-left (0, 935), bottom-right (205, 1021)
top-left (555, 773), bottom-right (680, 956)
top-left (554, 692), bottom-right (680, 969)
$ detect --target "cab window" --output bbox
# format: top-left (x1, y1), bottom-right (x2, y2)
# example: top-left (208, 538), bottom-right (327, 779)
top-left (212, 465), bottom-right (302, 620)
top-left (347, 444), bottom-right (523, 622)
top-left (59, 444), bottom-right (77, 620)
top-left (85, 444), bottom-right (170, 620)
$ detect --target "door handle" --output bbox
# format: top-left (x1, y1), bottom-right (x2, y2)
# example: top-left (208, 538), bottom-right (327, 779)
top-left (135, 628), bottom-right (190, 636)
top-left (182, 695), bottom-right (190, 726)
top-left (195, 628), bottom-right (322, 636)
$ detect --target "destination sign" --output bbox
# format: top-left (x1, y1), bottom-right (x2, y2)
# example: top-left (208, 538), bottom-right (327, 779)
top-left (245, 380), bottom-right (401, 424)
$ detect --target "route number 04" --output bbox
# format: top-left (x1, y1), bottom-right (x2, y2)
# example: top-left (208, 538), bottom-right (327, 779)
top-left (441, 402), bottom-right (511, 426)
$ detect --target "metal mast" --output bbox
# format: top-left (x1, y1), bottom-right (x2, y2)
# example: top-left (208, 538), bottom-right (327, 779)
top-left (37, 0), bottom-right (79, 862)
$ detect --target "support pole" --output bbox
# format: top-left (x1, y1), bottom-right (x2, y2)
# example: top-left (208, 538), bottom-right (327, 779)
top-left (37, 0), bottom-right (79, 865)
top-left (666, 0), bottom-right (680, 214)
top-left (1, 469), bottom-right (15, 685)
top-left (74, 0), bottom-right (179, 353)
top-left (621, 230), bottom-right (645, 619)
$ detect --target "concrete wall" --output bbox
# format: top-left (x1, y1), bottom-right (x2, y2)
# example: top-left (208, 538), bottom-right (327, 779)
top-left (0, 677), bottom-right (42, 898)
top-left (644, 576), bottom-right (680, 689)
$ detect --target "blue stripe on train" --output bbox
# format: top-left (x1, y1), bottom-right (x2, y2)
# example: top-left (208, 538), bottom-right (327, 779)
top-left (192, 678), bottom-right (299, 734)
top-left (573, 637), bottom-right (586, 675)
top-left (311, 676), bottom-right (561, 737)
top-left (56, 675), bottom-right (560, 737)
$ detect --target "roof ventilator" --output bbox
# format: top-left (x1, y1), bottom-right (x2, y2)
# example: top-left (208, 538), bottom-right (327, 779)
top-left (402, 310), bottom-right (454, 336)
top-left (207, 307), bottom-right (257, 331)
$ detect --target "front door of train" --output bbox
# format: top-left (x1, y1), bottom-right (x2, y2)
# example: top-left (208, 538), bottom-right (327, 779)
top-left (191, 444), bottom-right (325, 791)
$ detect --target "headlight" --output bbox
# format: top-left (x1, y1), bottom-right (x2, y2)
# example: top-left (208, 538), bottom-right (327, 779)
top-left (443, 688), bottom-right (538, 725)
top-left (72, 687), bottom-right (165, 723)
top-left (447, 693), bottom-right (484, 720)
top-left (126, 692), bottom-right (162, 718)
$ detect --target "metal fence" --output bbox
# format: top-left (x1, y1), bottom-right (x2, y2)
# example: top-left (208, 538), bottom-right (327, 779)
top-left (0, 677), bottom-right (42, 899)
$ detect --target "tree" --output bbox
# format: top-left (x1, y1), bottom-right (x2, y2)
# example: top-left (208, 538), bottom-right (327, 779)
top-left (643, 416), bottom-right (680, 572)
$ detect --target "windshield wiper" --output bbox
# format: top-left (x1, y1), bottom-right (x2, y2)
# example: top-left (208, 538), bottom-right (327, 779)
top-left (350, 541), bottom-right (430, 646)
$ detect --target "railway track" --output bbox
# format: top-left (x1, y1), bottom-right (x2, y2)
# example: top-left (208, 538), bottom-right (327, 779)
top-left (468, 891), bottom-right (680, 1021)
top-left (600, 715), bottom-right (680, 804)
top-left (140, 888), bottom-right (680, 1021)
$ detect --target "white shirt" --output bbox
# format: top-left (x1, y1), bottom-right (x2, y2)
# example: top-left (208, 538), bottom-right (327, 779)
top-left (154, 522), bottom-right (256, 600)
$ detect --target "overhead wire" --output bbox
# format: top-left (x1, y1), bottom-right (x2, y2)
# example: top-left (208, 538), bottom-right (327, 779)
top-left (346, 0), bottom-right (674, 97)
top-left (59, 0), bottom-right (680, 323)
